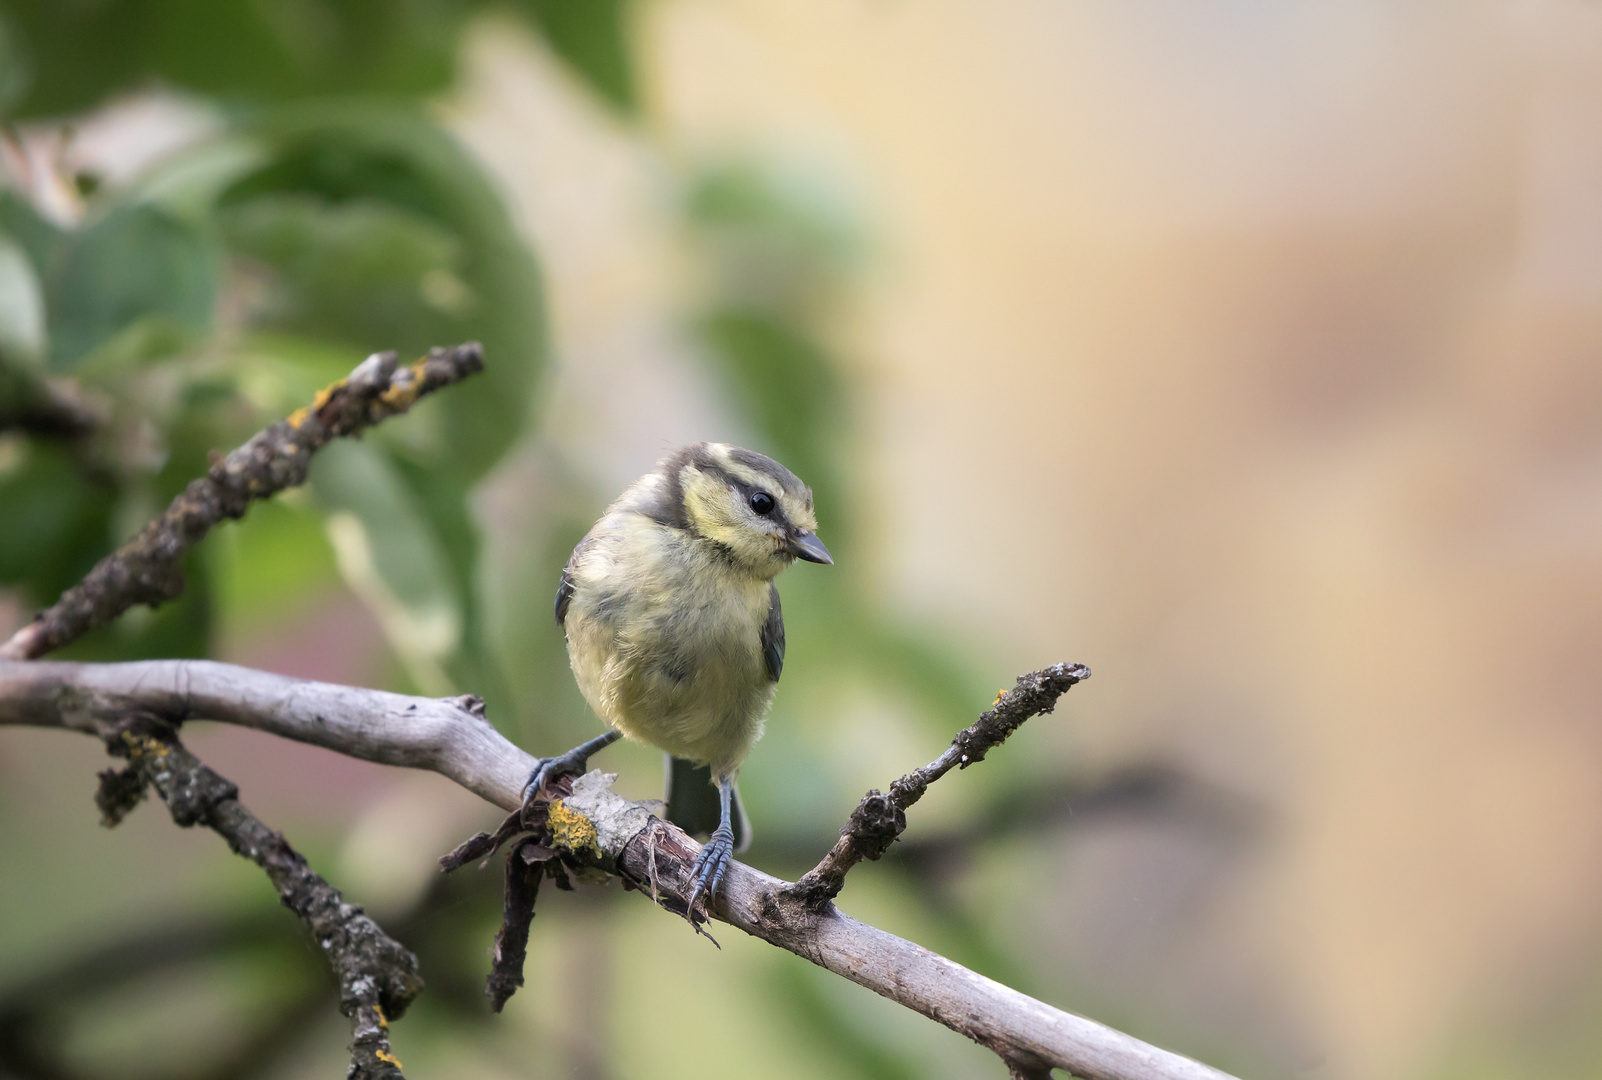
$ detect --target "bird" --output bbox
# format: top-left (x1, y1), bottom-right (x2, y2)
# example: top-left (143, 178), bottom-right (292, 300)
top-left (522, 442), bottom-right (832, 918)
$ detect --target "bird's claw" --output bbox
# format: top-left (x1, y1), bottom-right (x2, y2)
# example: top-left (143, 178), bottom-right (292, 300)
top-left (684, 824), bottom-right (735, 922)
top-left (520, 748), bottom-right (588, 807)
top-left (519, 732), bottom-right (622, 820)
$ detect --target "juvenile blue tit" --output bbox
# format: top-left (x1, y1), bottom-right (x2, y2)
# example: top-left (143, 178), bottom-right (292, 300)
top-left (523, 442), bottom-right (832, 915)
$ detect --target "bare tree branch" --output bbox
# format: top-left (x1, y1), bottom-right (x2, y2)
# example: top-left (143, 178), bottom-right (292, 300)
top-left (92, 711), bottom-right (420, 1078)
top-left (786, 662), bottom-right (1091, 909)
top-left (0, 659), bottom-right (532, 806)
top-left (0, 342), bottom-right (484, 661)
top-left (0, 656), bottom-right (1238, 1080)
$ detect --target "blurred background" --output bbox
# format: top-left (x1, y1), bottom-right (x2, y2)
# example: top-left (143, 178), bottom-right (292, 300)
top-left (2, 1), bottom-right (1601, 1078)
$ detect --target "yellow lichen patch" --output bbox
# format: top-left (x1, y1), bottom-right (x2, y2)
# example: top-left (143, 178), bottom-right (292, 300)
top-left (287, 379), bottom-right (345, 428)
top-left (121, 731), bottom-right (170, 760)
top-left (991, 688), bottom-right (1009, 708)
top-left (376, 1049), bottom-right (403, 1068)
top-left (377, 360), bottom-right (426, 410)
top-left (376, 1006), bottom-right (389, 1029)
top-left (547, 800), bottom-right (600, 858)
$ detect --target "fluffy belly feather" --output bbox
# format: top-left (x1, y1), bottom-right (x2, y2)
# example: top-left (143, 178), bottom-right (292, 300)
top-left (565, 561), bottom-right (773, 778)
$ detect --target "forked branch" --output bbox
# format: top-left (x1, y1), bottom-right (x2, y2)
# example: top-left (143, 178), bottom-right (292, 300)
top-left (0, 656), bottom-right (1236, 1080)
top-left (0, 340), bottom-right (1238, 1080)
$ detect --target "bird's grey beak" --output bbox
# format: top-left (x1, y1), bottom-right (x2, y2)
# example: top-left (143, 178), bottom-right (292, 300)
top-left (789, 529), bottom-right (834, 565)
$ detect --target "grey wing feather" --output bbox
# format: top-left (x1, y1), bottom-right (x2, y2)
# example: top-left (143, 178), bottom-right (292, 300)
top-left (554, 537), bottom-right (592, 627)
top-left (761, 583), bottom-right (785, 682)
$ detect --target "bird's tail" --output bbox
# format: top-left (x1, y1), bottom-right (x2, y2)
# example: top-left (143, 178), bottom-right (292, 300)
top-left (664, 755), bottom-right (751, 854)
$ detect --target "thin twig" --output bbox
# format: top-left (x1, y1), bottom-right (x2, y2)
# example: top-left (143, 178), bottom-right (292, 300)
top-left (486, 839), bottom-right (548, 1012)
top-left (95, 712), bottom-right (420, 1078)
top-left (785, 662), bottom-right (1091, 908)
top-left (0, 342), bottom-right (484, 661)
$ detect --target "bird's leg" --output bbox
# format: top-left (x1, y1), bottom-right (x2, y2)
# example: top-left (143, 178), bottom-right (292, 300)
top-left (521, 730), bottom-right (622, 806)
top-left (685, 775), bottom-right (736, 921)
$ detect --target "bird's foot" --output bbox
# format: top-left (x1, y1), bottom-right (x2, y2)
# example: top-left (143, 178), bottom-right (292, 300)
top-left (684, 823), bottom-right (735, 924)
top-left (520, 731), bottom-right (621, 809)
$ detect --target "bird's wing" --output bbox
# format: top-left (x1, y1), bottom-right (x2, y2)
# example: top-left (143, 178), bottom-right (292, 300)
top-left (554, 535), bottom-right (594, 627)
top-left (761, 582), bottom-right (785, 682)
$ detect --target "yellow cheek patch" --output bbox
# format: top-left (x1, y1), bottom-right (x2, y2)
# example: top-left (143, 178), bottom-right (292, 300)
top-left (680, 468), bottom-right (728, 525)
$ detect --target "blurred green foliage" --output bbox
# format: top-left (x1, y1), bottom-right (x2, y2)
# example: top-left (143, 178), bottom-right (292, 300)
top-left (0, 0), bottom-right (635, 120)
top-left (0, 0), bottom-right (606, 680)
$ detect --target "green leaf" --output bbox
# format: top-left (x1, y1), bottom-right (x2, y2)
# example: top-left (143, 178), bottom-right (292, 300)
top-left (511, 0), bottom-right (637, 113)
top-left (311, 440), bottom-right (464, 695)
top-left (209, 495), bottom-right (340, 628)
top-left (384, 451), bottom-right (501, 694)
top-left (46, 203), bottom-right (220, 370)
top-left (0, 189), bottom-right (63, 278)
top-left (216, 105), bottom-right (545, 479)
top-left (221, 192), bottom-right (466, 343)
top-left (0, 235), bottom-right (46, 365)
top-left (0, 439), bottom-right (116, 605)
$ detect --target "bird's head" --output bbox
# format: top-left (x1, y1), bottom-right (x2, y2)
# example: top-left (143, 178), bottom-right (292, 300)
top-left (671, 443), bottom-right (832, 579)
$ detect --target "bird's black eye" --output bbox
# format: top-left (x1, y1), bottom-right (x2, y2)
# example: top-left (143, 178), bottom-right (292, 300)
top-left (749, 491), bottom-right (775, 516)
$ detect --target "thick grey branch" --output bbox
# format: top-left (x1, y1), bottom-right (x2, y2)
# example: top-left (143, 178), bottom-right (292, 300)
top-left (0, 343), bottom-right (484, 661)
top-left (0, 658), bottom-right (535, 809)
top-left (1, 657), bottom-right (1236, 1080)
